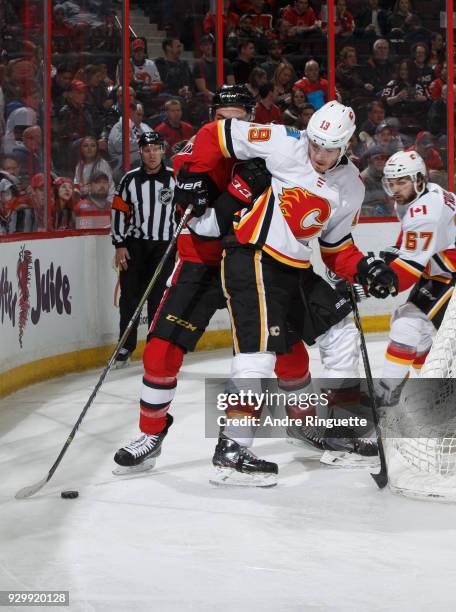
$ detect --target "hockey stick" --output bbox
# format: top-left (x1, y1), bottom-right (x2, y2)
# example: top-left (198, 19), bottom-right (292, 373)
top-left (15, 205), bottom-right (193, 499)
top-left (347, 283), bottom-right (388, 489)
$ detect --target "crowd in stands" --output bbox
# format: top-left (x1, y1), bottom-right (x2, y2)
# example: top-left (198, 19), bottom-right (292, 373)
top-left (0, 0), bottom-right (453, 234)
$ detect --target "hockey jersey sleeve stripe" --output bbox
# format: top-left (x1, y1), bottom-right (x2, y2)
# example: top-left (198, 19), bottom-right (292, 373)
top-left (428, 286), bottom-right (454, 320)
top-left (319, 236), bottom-right (353, 254)
top-left (112, 195), bottom-right (130, 214)
top-left (233, 188), bottom-right (271, 244)
top-left (217, 120), bottom-right (231, 158)
top-left (439, 250), bottom-right (456, 273)
top-left (389, 258), bottom-right (423, 291)
top-left (224, 118), bottom-right (235, 157)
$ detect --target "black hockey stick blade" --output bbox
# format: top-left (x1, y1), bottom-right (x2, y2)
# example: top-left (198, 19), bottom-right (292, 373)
top-left (347, 283), bottom-right (388, 489)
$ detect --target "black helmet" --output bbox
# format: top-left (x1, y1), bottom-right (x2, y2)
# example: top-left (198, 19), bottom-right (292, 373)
top-left (138, 131), bottom-right (164, 148)
top-left (210, 84), bottom-right (255, 121)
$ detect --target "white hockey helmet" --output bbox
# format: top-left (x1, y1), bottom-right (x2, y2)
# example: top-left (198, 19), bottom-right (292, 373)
top-left (307, 101), bottom-right (356, 156)
top-left (382, 150), bottom-right (427, 199)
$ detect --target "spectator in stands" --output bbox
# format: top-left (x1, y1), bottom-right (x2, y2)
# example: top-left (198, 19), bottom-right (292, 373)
top-left (246, 67), bottom-right (268, 99)
top-left (411, 42), bottom-right (433, 93)
top-left (254, 82), bottom-right (283, 124)
top-left (155, 38), bottom-right (194, 98)
top-left (296, 102), bottom-right (315, 129)
top-left (282, 87), bottom-right (307, 125)
top-left (354, 0), bottom-right (389, 38)
top-left (293, 59), bottom-right (328, 109)
top-left (74, 135), bottom-right (114, 203)
top-left (193, 35), bottom-right (235, 99)
top-left (334, 0), bottom-right (355, 38)
top-left (429, 62), bottom-right (447, 100)
top-left (374, 122), bottom-right (396, 149)
top-left (261, 40), bottom-right (286, 80)
top-left (108, 102), bottom-right (150, 180)
top-left (3, 59), bottom-right (38, 110)
top-left (407, 131), bottom-right (444, 171)
top-left (361, 38), bottom-right (395, 95)
top-left (381, 58), bottom-right (430, 122)
top-left (131, 38), bottom-right (162, 94)
top-left (0, 177), bottom-right (26, 234)
top-left (360, 145), bottom-right (392, 216)
top-left (3, 107), bottom-right (37, 155)
top-left (92, 11), bottom-right (122, 77)
top-left (282, 0), bottom-right (319, 34)
top-left (384, 116), bottom-right (412, 149)
top-left (5, 81), bottom-right (41, 122)
top-left (51, 64), bottom-right (75, 115)
top-left (273, 18), bottom-right (301, 54)
top-left (13, 125), bottom-right (43, 186)
top-left (0, 156), bottom-right (20, 182)
top-left (74, 171), bottom-right (111, 214)
top-left (273, 62), bottom-right (296, 108)
top-left (248, 0), bottom-right (274, 35)
top-left (82, 64), bottom-right (111, 127)
top-left (155, 99), bottom-right (194, 156)
top-left (56, 80), bottom-right (100, 172)
top-left (359, 100), bottom-right (385, 136)
top-left (203, 0), bottom-right (240, 36)
top-left (52, 177), bottom-right (76, 230)
top-left (335, 46), bottom-right (365, 103)
top-left (227, 14), bottom-right (269, 58)
top-left (429, 32), bottom-right (445, 73)
top-left (52, 5), bottom-right (76, 53)
top-left (389, 0), bottom-right (422, 39)
top-left (232, 39), bottom-right (257, 84)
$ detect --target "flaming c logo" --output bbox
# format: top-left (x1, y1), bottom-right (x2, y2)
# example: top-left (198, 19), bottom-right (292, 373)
top-left (278, 187), bottom-right (331, 239)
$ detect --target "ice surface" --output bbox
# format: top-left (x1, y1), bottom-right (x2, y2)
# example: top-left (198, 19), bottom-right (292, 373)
top-left (2, 337), bottom-right (456, 612)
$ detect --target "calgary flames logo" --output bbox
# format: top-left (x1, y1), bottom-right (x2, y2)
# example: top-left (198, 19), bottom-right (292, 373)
top-left (278, 187), bottom-right (331, 239)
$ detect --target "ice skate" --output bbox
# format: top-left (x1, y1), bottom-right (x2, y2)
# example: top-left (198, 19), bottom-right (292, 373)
top-left (210, 434), bottom-right (278, 487)
top-left (320, 436), bottom-right (379, 469)
top-left (113, 414), bottom-right (173, 475)
top-left (114, 348), bottom-right (131, 369)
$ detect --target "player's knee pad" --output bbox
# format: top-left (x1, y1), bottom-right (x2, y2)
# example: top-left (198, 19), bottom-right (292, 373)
top-left (143, 337), bottom-right (184, 380)
top-left (317, 316), bottom-right (360, 378)
top-left (275, 341), bottom-right (309, 384)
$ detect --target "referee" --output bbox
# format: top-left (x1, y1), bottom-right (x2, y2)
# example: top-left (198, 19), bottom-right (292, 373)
top-left (111, 131), bottom-right (176, 367)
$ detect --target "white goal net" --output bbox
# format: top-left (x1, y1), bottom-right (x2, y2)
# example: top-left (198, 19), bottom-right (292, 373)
top-left (385, 286), bottom-right (456, 501)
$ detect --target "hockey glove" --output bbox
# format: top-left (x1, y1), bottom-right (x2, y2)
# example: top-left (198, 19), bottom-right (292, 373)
top-left (227, 158), bottom-right (271, 207)
top-left (335, 279), bottom-right (368, 302)
top-left (356, 253), bottom-right (398, 299)
top-left (173, 168), bottom-right (209, 218)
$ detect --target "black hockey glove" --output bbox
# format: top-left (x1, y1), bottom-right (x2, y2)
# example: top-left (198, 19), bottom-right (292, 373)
top-left (356, 253), bottom-right (398, 299)
top-left (173, 168), bottom-right (209, 218)
top-left (227, 158), bottom-right (271, 207)
top-left (335, 279), bottom-right (368, 302)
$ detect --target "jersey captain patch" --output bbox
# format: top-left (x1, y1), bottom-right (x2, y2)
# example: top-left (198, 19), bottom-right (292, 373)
top-left (278, 187), bottom-right (331, 239)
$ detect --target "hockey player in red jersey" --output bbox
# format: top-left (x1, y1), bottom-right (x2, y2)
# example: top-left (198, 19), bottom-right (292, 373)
top-left (377, 150), bottom-right (456, 403)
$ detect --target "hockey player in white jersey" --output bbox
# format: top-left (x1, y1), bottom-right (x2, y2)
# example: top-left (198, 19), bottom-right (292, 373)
top-left (195, 101), bottom-right (398, 485)
top-left (377, 150), bottom-right (456, 402)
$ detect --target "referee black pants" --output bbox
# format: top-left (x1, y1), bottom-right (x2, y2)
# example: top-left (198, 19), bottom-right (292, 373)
top-left (119, 237), bottom-right (176, 353)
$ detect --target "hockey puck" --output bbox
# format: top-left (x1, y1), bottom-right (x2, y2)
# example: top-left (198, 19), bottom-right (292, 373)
top-left (61, 490), bottom-right (79, 499)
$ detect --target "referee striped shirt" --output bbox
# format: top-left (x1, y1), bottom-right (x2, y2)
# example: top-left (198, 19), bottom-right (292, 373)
top-left (111, 164), bottom-right (176, 246)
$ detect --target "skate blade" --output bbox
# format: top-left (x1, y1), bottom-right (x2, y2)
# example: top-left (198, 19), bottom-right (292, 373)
top-left (112, 456), bottom-right (157, 476)
top-left (320, 450), bottom-right (380, 469)
top-left (209, 467), bottom-right (278, 488)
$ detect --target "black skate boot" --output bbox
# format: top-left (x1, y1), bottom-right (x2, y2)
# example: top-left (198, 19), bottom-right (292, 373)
top-left (113, 414), bottom-right (173, 475)
top-left (286, 420), bottom-right (326, 451)
top-left (114, 348), bottom-right (131, 369)
top-left (320, 429), bottom-right (379, 469)
top-left (210, 434), bottom-right (278, 487)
